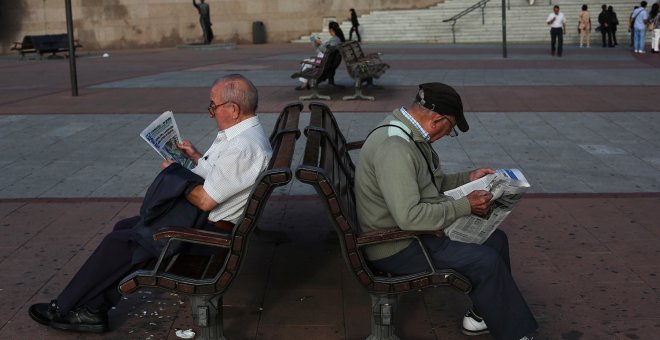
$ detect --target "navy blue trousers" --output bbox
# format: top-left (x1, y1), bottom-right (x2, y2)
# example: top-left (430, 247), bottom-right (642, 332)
top-left (57, 216), bottom-right (142, 313)
top-left (371, 229), bottom-right (538, 340)
top-left (550, 27), bottom-right (564, 56)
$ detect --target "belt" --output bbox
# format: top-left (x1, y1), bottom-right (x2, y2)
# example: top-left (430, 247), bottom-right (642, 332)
top-left (208, 220), bottom-right (235, 233)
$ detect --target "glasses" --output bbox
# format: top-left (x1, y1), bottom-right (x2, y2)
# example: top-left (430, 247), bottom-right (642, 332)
top-left (437, 115), bottom-right (458, 137)
top-left (208, 100), bottom-right (231, 115)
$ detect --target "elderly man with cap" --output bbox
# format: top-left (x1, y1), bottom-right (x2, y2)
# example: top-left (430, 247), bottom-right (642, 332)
top-left (354, 83), bottom-right (537, 340)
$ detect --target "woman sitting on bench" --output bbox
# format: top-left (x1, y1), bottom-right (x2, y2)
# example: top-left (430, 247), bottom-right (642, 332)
top-left (294, 21), bottom-right (346, 90)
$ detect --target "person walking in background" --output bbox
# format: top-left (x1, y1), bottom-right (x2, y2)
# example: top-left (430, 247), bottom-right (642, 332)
top-left (598, 4), bottom-right (614, 47)
top-left (650, 3), bottom-right (660, 53)
top-left (631, 1), bottom-right (650, 53)
top-left (547, 5), bottom-right (567, 56)
top-left (193, 0), bottom-right (213, 44)
top-left (630, 6), bottom-right (639, 47)
top-left (608, 6), bottom-right (620, 46)
top-left (579, 4), bottom-right (592, 48)
top-left (349, 8), bottom-right (361, 42)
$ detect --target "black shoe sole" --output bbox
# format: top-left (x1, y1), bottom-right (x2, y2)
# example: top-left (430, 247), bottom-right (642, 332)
top-left (50, 320), bottom-right (109, 333)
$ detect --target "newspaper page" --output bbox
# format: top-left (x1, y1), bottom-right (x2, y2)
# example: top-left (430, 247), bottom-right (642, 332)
top-left (442, 169), bottom-right (530, 244)
top-left (140, 111), bottom-right (194, 169)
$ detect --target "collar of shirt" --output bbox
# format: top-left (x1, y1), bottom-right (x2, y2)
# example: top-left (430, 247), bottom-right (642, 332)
top-left (399, 107), bottom-right (430, 142)
top-left (216, 115), bottom-right (261, 141)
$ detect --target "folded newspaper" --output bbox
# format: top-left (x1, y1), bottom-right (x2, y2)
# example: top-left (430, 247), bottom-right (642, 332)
top-left (140, 111), bottom-right (194, 170)
top-left (443, 169), bottom-right (530, 244)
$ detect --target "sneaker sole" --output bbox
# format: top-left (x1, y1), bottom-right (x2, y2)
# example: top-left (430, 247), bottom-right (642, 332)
top-left (461, 327), bottom-right (490, 336)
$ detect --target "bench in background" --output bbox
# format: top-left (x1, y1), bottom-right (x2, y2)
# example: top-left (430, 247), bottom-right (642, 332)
top-left (11, 34), bottom-right (82, 59)
top-left (291, 46), bottom-right (342, 101)
top-left (295, 102), bottom-right (471, 340)
top-left (118, 102), bottom-right (303, 340)
top-left (338, 41), bottom-right (390, 101)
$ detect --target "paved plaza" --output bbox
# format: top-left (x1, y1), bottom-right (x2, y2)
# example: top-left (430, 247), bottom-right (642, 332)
top-left (0, 42), bottom-right (659, 339)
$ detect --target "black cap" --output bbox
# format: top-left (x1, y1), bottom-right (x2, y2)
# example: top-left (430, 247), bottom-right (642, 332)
top-left (415, 83), bottom-right (469, 132)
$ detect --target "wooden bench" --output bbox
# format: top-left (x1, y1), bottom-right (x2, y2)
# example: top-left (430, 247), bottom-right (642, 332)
top-left (338, 41), bottom-right (390, 101)
top-left (118, 102), bottom-right (303, 340)
top-left (294, 102), bottom-right (471, 340)
top-left (291, 46), bottom-right (342, 101)
top-left (11, 34), bottom-right (82, 59)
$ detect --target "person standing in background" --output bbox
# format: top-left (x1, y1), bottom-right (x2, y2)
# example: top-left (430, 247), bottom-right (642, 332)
top-left (650, 3), bottom-right (660, 53)
top-left (547, 5), bottom-right (567, 56)
top-left (193, 0), bottom-right (213, 44)
top-left (579, 5), bottom-right (592, 48)
top-left (608, 6), bottom-right (620, 46)
top-left (598, 4), bottom-right (614, 47)
top-left (349, 8), bottom-right (361, 42)
top-left (631, 1), bottom-right (650, 53)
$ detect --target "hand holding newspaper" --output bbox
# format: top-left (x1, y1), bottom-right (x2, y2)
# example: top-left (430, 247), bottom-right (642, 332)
top-left (140, 111), bottom-right (194, 170)
top-left (442, 169), bottom-right (530, 244)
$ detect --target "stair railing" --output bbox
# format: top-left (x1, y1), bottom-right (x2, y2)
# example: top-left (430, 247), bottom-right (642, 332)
top-left (442, 0), bottom-right (491, 44)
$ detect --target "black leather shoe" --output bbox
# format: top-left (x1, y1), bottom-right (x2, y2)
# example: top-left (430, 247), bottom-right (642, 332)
top-left (29, 300), bottom-right (60, 326)
top-left (50, 305), bottom-right (109, 333)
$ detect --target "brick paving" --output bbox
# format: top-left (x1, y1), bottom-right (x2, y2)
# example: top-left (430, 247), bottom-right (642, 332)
top-left (1, 42), bottom-right (659, 339)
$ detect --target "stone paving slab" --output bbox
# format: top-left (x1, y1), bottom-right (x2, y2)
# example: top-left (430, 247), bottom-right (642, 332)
top-left (0, 42), bottom-right (659, 339)
top-left (1, 110), bottom-right (659, 198)
top-left (1, 195), bottom-right (659, 339)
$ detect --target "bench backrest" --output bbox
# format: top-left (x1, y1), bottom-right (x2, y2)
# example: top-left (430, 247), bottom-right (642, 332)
top-left (30, 34), bottom-right (70, 54)
top-left (338, 41), bottom-right (389, 81)
top-left (300, 46), bottom-right (342, 82)
top-left (295, 103), bottom-right (472, 295)
top-left (119, 102), bottom-right (302, 296)
top-left (339, 41), bottom-right (365, 64)
top-left (20, 35), bottom-right (35, 50)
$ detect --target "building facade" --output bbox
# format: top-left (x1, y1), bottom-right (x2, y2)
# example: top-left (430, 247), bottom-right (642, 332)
top-left (0, 0), bottom-right (439, 54)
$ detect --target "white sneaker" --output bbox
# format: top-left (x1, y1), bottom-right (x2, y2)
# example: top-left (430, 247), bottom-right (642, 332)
top-left (461, 309), bottom-right (489, 336)
top-left (520, 337), bottom-right (534, 340)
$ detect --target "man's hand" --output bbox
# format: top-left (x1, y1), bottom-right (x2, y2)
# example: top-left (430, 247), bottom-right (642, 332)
top-left (178, 140), bottom-right (203, 164)
top-left (468, 168), bottom-right (496, 181)
top-left (161, 159), bottom-right (175, 169)
top-left (467, 190), bottom-right (493, 216)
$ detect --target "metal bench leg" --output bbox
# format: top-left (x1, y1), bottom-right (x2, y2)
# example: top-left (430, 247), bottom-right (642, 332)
top-left (190, 295), bottom-right (227, 340)
top-left (343, 79), bottom-right (375, 101)
top-left (299, 80), bottom-right (331, 101)
top-left (365, 294), bottom-right (400, 340)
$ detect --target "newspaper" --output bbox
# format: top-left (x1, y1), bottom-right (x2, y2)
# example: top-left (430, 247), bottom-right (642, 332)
top-left (442, 169), bottom-right (530, 244)
top-left (140, 111), bottom-right (194, 170)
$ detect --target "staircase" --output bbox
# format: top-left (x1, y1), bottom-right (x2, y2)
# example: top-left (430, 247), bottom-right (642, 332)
top-left (292, 0), bottom-right (637, 45)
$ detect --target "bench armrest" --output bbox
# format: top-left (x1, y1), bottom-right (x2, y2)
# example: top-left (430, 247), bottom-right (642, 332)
top-left (346, 140), bottom-right (365, 150)
top-left (154, 227), bottom-right (231, 247)
top-left (301, 58), bottom-right (321, 66)
top-left (356, 228), bottom-right (444, 246)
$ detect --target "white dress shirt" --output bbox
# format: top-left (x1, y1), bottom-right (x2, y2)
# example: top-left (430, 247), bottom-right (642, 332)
top-left (547, 12), bottom-right (566, 28)
top-left (192, 116), bottom-right (272, 223)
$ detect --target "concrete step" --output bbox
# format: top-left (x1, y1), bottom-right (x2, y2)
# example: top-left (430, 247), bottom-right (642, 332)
top-left (292, 0), bottom-right (638, 44)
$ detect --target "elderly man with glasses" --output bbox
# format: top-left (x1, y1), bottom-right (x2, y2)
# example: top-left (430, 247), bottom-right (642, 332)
top-left (354, 83), bottom-right (537, 340)
top-left (28, 74), bottom-right (272, 334)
